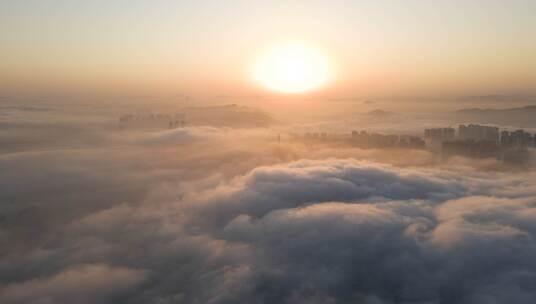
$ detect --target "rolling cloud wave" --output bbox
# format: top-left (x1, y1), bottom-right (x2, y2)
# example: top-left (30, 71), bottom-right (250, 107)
top-left (2, 128), bottom-right (536, 303)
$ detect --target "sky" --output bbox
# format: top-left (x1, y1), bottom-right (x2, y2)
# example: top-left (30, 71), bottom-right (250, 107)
top-left (1, 0), bottom-right (535, 101)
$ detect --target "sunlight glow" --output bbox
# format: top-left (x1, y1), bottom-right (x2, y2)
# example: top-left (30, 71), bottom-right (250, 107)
top-left (253, 43), bottom-right (333, 93)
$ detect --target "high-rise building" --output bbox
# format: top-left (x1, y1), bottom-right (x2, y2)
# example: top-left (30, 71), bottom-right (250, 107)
top-left (458, 124), bottom-right (499, 142)
top-left (501, 130), bottom-right (511, 146)
top-left (424, 128), bottom-right (455, 141)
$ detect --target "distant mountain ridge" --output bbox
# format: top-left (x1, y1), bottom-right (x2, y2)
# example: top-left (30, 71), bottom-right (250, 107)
top-left (460, 94), bottom-right (536, 103)
top-left (454, 105), bottom-right (536, 128)
top-left (456, 105), bottom-right (536, 114)
top-left (367, 109), bottom-right (394, 116)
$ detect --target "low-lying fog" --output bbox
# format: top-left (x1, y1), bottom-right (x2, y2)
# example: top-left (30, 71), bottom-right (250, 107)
top-left (2, 101), bottom-right (536, 303)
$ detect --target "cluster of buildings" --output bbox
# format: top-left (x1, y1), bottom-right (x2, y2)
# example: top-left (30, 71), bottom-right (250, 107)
top-left (295, 131), bottom-right (425, 149)
top-left (424, 128), bottom-right (455, 142)
top-left (426, 124), bottom-right (536, 147)
top-left (425, 124), bottom-right (533, 164)
top-left (459, 124), bottom-right (499, 141)
top-left (501, 129), bottom-right (535, 147)
top-left (350, 131), bottom-right (425, 149)
top-left (118, 113), bottom-right (186, 130)
top-left (293, 123), bottom-right (533, 165)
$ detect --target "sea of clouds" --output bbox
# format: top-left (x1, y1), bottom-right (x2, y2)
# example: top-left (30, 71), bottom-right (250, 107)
top-left (2, 125), bottom-right (536, 303)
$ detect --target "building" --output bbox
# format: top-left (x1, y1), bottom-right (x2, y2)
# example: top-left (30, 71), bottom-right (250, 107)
top-left (501, 129), bottom-right (534, 147)
top-left (458, 124), bottom-right (499, 142)
top-left (424, 128), bottom-right (455, 141)
top-left (442, 140), bottom-right (500, 159)
top-left (424, 127), bottom-right (455, 151)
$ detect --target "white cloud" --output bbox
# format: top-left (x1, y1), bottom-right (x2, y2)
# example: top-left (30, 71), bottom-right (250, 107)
top-left (3, 126), bottom-right (536, 303)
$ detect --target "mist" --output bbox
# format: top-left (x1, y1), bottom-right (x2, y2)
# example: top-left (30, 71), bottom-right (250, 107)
top-left (1, 99), bottom-right (536, 303)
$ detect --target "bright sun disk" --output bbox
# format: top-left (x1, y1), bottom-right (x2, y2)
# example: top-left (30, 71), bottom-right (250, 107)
top-left (253, 43), bottom-right (333, 93)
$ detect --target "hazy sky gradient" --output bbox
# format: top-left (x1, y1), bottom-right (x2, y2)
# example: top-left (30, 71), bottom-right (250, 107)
top-left (1, 0), bottom-right (535, 99)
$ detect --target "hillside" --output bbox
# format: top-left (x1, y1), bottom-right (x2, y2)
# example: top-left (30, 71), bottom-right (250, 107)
top-left (454, 105), bottom-right (536, 127)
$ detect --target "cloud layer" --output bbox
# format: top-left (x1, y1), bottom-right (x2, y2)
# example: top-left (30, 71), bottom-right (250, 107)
top-left (2, 126), bottom-right (536, 303)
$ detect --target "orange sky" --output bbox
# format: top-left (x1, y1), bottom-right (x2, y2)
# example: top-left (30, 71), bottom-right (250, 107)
top-left (1, 0), bottom-right (535, 102)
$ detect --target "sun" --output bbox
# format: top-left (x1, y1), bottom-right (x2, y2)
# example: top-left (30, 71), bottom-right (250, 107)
top-left (253, 42), bottom-right (333, 93)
